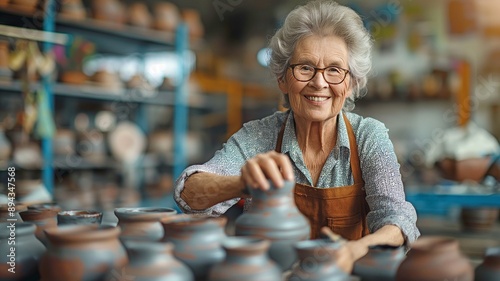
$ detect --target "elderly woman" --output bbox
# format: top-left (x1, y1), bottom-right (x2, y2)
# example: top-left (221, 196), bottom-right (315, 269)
top-left (174, 0), bottom-right (420, 271)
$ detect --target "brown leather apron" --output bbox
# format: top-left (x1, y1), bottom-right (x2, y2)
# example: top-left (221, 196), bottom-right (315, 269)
top-left (275, 113), bottom-right (370, 240)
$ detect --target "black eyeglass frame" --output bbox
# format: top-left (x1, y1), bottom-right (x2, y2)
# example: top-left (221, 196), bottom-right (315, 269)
top-left (288, 64), bottom-right (350, 85)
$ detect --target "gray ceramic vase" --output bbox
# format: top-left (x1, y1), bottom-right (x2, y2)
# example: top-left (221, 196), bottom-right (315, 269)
top-left (39, 224), bottom-right (127, 281)
top-left (0, 222), bottom-right (46, 281)
top-left (287, 239), bottom-right (350, 281)
top-left (475, 247), bottom-right (500, 281)
top-left (161, 214), bottom-right (227, 281)
top-left (234, 180), bottom-right (310, 271)
top-left (111, 239), bottom-right (194, 281)
top-left (114, 207), bottom-right (177, 241)
top-left (353, 245), bottom-right (405, 281)
top-left (208, 237), bottom-right (281, 281)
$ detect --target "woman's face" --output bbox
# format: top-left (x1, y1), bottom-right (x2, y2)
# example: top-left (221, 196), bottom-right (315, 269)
top-left (279, 34), bottom-right (352, 123)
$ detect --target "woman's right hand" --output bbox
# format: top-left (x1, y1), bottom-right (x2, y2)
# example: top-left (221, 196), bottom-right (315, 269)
top-left (240, 151), bottom-right (294, 191)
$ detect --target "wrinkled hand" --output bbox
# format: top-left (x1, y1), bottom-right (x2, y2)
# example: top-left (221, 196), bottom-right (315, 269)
top-left (240, 151), bottom-right (294, 190)
top-left (335, 240), bottom-right (369, 274)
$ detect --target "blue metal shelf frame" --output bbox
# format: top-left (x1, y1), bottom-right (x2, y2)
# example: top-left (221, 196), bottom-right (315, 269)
top-left (42, 0), bottom-right (55, 195)
top-left (173, 24), bottom-right (189, 181)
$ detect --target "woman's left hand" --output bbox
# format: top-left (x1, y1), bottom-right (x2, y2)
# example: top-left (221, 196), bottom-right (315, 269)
top-left (335, 240), bottom-right (369, 273)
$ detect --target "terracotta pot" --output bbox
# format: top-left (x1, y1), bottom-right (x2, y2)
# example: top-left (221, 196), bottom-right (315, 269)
top-left (110, 240), bottom-right (194, 281)
top-left (57, 210), bottom-right (103, 226)
top-left (234, 180), bottom-right (310, 271)
top-left (0, 0), bottom-right (9, 7)
top-left (0, 203), bottom-right (27, 222)
top-left (128, 2), bottom-right (152, 28)
top-left (153, 2), bottom-right (180, 32)
top-left (208, 237), bottom-right (281, 281)
top-left (460, 207), bottom-right (499, 232)
top-left (19, 203), bottom-right (61, 246)
top-left (91, 0), bottom-right (126, 24)
top-left (0, 40), bottom-right (9, 69)
top-left (181, 9), bottom-right (204, 39)
top-left (59, 0), bottom-right (86, 20)
top-left (60, 70), bottom-right (87, 85)
top-left (353, 245), bottom-right (405, 281)
top-left (161, 214), bottom-right (227, 280)
top-left (114, 207), bottom-right (176, 241)
top-left (286, 239), bottom-right (350, 281)
top-left (40, 224), bottom-right (127, 281)
top-left (0, 222), bottom-right (46, 281)
top-left (395, 236), bottom-right (473, 281)
top-left (475, 247), bottom-right (500, 281)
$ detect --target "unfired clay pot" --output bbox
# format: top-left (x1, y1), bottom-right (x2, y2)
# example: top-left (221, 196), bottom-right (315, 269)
top-left (208, 237), bottom-right (281, 281)
top-left (20, 203), bottom-right (61, 246)
top-left (110, 240), bottom-right (194, 281)
top-left (114, 207), bottom-right (176, 241)
top-left (0, 222), bottom-right (46, 281)
top-left (234, 180), bottom-right (310, 271)
top-left (286, 239), bottom-right (350, 281)
top-left (395, 236), bottom-right (473, 281)
top-left (161, 214), bottom-right (227, 280)
top-left (39, 224), bottom-right (127, 281)
top-left (475, 247), bottom-right (500, 281)
top-left (353, 245), bottom-right (405, 281)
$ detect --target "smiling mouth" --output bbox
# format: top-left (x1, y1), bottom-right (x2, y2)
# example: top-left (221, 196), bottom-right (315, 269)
top-left (305, 96), bottom-right (330, 102)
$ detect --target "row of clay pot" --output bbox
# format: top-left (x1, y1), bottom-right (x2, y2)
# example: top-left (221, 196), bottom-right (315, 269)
top-left (2, 218), bottom-right (500, 281)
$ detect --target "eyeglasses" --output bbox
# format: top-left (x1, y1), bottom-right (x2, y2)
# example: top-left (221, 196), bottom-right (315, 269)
top-left (289, 64), bottom-right (350, 84)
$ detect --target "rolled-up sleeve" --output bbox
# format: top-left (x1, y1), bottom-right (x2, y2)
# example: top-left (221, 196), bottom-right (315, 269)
top-left (173, 112), bottom-right (283, 216)
top-left (357, 118), bottom-right (420, 247)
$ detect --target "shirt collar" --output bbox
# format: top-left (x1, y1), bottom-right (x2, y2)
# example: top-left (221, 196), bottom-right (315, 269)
top-left (280, 111), bottom-right (351, 155)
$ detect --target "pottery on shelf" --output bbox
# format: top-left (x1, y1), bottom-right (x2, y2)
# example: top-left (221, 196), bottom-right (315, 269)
top-left (353, 245), bottom-right (405, 281)
top-left (110, 239), bottom-right (194, 281)
top-left (475, 246), bottom-right (500, 281)
top-left (19, 203), bottom-right (61, 246)
top-left (460, 207), bottom-right (499, 232)
top-left (286, 239), bottom-right (350, 281)
top-left (395, 236), bottom-right (473, 281)
top-left (114, 207), bottom-right (176, 241)
top-left (234, 180), bottom-right (310, 271)
top-left (0, 222), bottom-right (46, 281)
top-left (128, 2), bottom-right (152, 28)
top-left (57, 209), bottom-right (103, 225)
top-left (39, 224), bottom-right (127, 281)
top-left (208, 236), bottom-right (281, 281)
top-left (153, 2), bottom-right (180, 32)
top-left (161, 214), bottom-right (227, 280)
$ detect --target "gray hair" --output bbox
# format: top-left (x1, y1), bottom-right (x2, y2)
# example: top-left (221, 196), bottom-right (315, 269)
top-left (269, 0), bottom-right (373, 111)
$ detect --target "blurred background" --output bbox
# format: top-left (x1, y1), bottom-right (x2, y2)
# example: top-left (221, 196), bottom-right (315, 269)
top-left (0, 0), bottom-right (499, 261)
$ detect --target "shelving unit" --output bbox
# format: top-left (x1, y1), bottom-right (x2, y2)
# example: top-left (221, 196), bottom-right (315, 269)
top-left (0, 2), bottom-right (197, 204)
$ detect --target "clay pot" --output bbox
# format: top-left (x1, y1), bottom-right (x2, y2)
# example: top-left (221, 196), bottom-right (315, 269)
top-left (57, 210), bottom-right (103, 225)
top-left (161, 214), bottom-right (227, 280)
top-left (208, 237), bottom-right (281, 281)
top-left (110, 240), bottom-right (194, 281)
top-left (234, 180), bottom-right (310, 271)
top-left (0, 222), bottom-right (46, 281)
top-left (19, 203), bottom-right (61, 246)
top-left (60, 70), bottom-right (87, 85)
top-left (59, 0), bottom-right (86, 20)
top-left (460, 207), bottom-right (499, 232)
top-left (0, 40), bottom-right (9, 69)
top-left (395, 236), bottom-right (473, 281)
top-left (181, 9), bottom-right (204, 39)
top-left (352, 245), bottom-right (405, 281)
top-left (114, 207), bottom-right (176, 241)
top-left (91, 0), bottom-right (126, 24)
top-left (128, 2), bottom-right (152, 28)
top-left (39, 224), bottom-right (127, 281)
top-left (0, 203), bottom-right (27, 222)
top-left (475, 247), bottom-right (500, 281)
top-left (153, 2), bottom-right (180, 32)
top-left (286, 239), bottom-right (350, 281)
